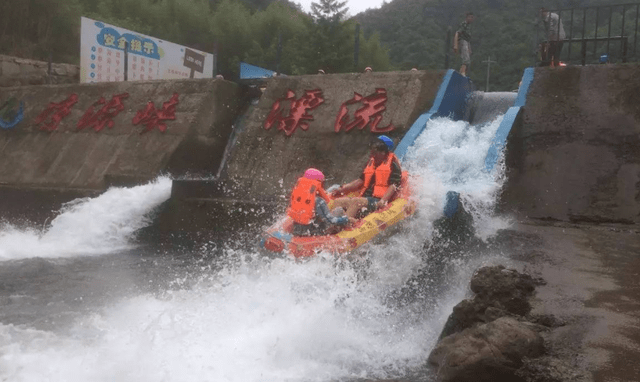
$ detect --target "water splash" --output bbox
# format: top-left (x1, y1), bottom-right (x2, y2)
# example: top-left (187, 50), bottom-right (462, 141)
top-left (0, 116), bottom-right (512, 382)
top-left (405, 116), bottom-right (511, 240)
top-left (0, 177), bottom-right (172, 261)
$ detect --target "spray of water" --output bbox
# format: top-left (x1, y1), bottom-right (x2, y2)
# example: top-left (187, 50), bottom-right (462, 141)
top-left (0, 177), bottom-right (172, 260)
top-left (405, 116), bottom-right (512, 240)
top-left (0, 116), bottom-right (511, 382)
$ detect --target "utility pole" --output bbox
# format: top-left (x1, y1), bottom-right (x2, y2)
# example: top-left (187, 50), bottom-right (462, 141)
top-left (354, 23), bottom-right (360, 71)
top-left (444, 26), bottom-right (452, 69)
top-left (482, 56), bottom-right (497, 92)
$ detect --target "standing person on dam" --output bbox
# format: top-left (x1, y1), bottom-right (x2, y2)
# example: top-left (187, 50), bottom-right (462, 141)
top-left (331, 135), bottom-right (402, 219)
top-left (539, 7), bottom-right (566, 67)
top-left (453, 12), bottom-right (475, 77)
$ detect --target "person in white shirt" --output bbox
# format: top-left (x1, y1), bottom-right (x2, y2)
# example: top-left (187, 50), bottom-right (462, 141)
top-left (540, 7), bottom-right (566, 67)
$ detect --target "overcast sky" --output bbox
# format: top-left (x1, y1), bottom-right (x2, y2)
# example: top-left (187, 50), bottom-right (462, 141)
top-left (294, 0), bottom-right (387, 16)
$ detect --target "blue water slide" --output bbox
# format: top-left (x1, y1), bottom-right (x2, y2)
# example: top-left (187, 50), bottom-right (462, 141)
top-left (395, 70), bottom-right (473, 161)
top-left (394, 68), bottom-right (535, 218)
top-left (483, 67), bottom-right (534, 173)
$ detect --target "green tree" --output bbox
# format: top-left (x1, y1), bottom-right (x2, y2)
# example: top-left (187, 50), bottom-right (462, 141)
top-left (0, 0), bottom-right (83, 63)
top-left (306, 0), bottom-right (355, 73)
top-left (357, 29), bottom-right (391, 71)
top-left (211, 0), bottom-right (253, 78)
top-left (245, 1), bottom-right (309, 74)
top-left (0, 0), bottom-right (393, 78)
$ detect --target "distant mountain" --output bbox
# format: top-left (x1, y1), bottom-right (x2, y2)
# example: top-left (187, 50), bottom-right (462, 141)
top-left (355, 0), bottom-right (628, 90)
top-left (231, 0), bottom-right (302, 12)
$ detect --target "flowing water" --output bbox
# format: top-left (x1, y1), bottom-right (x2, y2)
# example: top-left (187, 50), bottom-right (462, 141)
top-left (0, 115), bottom-right (512, 382)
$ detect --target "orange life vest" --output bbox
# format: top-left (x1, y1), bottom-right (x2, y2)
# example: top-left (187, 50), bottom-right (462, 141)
top-left (360, 153), bottom-right (400, 198)
top-left (287, 177), bottom-right (330, 225)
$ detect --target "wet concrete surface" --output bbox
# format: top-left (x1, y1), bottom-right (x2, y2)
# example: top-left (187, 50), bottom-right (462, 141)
top-left (499, 220), bottom-right (640, 382)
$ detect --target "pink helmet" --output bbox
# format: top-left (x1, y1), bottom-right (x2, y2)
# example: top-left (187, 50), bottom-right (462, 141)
top-left (303, 168), bottom-right (325, 181)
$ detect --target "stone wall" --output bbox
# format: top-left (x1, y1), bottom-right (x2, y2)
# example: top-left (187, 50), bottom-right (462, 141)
top-left (0, 55), bottom-right (79, 87)
top-left (150, 70), bottom-right (446, 243)
top-left (0, 77), bottom-right (247, 196)
top-left (222, 70), bottom-right (445, 200)
top-left (501, 65), bottom-right (640, 224)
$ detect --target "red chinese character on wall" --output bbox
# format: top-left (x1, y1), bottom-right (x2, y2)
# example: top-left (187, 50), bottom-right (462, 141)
top-left (334, 88), bottom-right (395, 133)
top-left (77, 93), bottom-right (129, 132)
top-left (132, 93), bottom-right (179, 133)
top-left (33, 94), bottom-right (79, 131)
top-left (264, 89), bottom-right (324, 136)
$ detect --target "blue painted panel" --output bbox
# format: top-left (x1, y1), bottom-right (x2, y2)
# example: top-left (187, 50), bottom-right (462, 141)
top-left (514, 67), bottom-right (535, 107)
top-left (483, 106), bottom-right (521, 172)
top-left (433, 70), bottom-right (473, 120)
top-left (483, 67), bottom-right (535, 173)
top-left (429, 70), bottom-right (455, 114)
top-left (240, 62), bottom-right (277, 79)
top-left (0, 101), bottom-right (24, 130)
top-left (395, 70), bottom-right (473, 162)
top-left (443, 191), bottom-right (460, 218)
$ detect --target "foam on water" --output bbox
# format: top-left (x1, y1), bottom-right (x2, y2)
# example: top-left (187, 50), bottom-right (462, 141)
top-left (405, 116), bottom-right (512, 239)
top-left (0, 116), bottom-right (511, 381)
top-left (0, 254), bottom-right (445, 381)
top-left (0, 177), bottom-right (172, 261)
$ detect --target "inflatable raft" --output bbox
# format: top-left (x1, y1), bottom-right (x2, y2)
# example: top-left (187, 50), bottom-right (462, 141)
top-left (260, 172), bottom-right (417, 258)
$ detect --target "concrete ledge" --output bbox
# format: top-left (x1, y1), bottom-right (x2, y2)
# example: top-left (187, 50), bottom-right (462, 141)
top-left (154, 70), bottom-right (447, 238)
top-left (0, 78), bottom-right (246, 191)
top-left (222, 70), bottom-right (446, 200)
top-left (0, 55), bottom-right (79, 87)
top-left (500, 64), bottom-right (640, 224)
top-left (0, 185), bottom-right (99, 226)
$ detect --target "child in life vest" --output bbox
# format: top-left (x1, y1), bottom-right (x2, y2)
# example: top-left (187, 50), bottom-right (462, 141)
top-left (288, 168), bottom-right (355, 236)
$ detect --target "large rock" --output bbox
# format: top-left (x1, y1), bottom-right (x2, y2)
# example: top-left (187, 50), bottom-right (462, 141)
top-left (469, 266), bottom-right (542, 315)
top-left (438, 266), bottom-right (544, 338)
top-left (428, 317), bottom-right (545, 382)
top-left (515, 356), bottom-right (589, 382)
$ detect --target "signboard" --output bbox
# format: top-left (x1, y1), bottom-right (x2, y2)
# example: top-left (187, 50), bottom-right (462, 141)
top-left (80, 17), bottom-right (214, 83)
top-left (184, 49), bottom-right (205, 77)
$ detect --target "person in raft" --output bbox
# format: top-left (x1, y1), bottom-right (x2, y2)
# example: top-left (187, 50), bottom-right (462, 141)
top-left (330, 135), bottom-right (402, 219)
top-left (289, 168), bottom-right (356, 236)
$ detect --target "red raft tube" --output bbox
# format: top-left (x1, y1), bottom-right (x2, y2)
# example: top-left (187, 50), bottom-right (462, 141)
top-left (260, 171), bottom-right (417, 259)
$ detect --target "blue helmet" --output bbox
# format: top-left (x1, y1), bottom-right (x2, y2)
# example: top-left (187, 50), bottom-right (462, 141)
top-left (377, 135), bottom-right (394, 151)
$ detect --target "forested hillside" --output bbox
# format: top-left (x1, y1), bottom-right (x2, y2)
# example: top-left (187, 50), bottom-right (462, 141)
top-left (357, 0), bottom-right (639, 90)
top-left (1, 0), bottom-right (637, 89)
top-left (0, 0), bottom-right (390, 79)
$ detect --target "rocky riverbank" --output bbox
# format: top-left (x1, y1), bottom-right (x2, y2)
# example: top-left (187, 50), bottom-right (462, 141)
top-left (427, 264), bottom-right (581, 382)
top-left (424, 220), bottom-right (640, 382)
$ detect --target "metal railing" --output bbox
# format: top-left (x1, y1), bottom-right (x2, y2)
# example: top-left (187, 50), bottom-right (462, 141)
top-left (535, 3), bottom-right (640, 66)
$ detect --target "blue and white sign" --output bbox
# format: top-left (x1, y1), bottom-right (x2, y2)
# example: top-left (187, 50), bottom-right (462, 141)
top-left (80, 17), bottom-right (214, 83)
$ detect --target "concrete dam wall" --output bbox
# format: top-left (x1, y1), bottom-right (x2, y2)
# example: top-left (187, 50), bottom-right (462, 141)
top-left (222, 70), bottom-right (446, 198)
top-left (160, 70), bottom-right (447, 239)
top-left (2, 64), bottom-right (638, 235)
top-left (0, 78), bottom-right (247, 223)
top-left (0, 79), bottom-right (247, 189)
top-left (501, 65), bottom-right (640, 225)
top-left (0, 54), bottom-right (80, 87)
